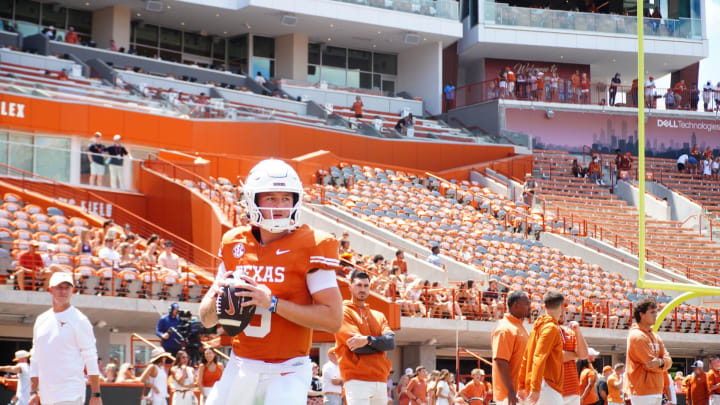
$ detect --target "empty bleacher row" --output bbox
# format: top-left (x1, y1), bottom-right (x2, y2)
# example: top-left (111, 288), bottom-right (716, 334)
top-left (533, 150), bottom-right (720, 284)
top-left (0, 192), bottom-right (210, 302)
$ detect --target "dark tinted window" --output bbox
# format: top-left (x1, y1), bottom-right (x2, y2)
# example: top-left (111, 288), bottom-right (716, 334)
top-left (41, 4), bottom-right (66, 29)
top-left (68, 9), bottom-right (91, 33)
top-left (322, 46), bottom-right (346, 68)
top-left (135, 24), bottom-right (158, 47)
top-left (159, 27), bottom-right (181, 51)
top-left (308, 43), bottom-right (321, 65)
top-left (348, 49), bottom-right (372, 71)
top-left (373, 52), bottom-right (397, 75)
top-left (184, 32), bottom-right (211, 57)
top-left (252, 36), bottom-right (275, 58)
top-left (15, 0), bottom-right (40, 23)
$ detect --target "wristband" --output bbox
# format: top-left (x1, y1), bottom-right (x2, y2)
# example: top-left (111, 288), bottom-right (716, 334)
top-left (269, 295), bottom-right (278, 313)
top-left (30, 391), bottom-right (38, 396)
top-left (91, 392), bottom-right (101, 398)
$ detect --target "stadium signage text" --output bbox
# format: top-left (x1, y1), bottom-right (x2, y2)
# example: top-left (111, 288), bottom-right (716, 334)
top-left (656, 119), bottom-right (720, 132)
top-left (0, 101), bottom-right (25, 118)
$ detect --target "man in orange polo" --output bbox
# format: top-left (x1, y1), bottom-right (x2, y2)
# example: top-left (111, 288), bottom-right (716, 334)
top-left (625, 297), bottom-right (672, 405)
top-left (684, 360), bottom-right (709, 405)
top-left (708, 356), bottom-right (720, 405)
top-left (407, 366), bottom-right (428, 405)
top-left (460, 369), bottom-right (487, 405)
top-left (491, 291), bottom-right (530, 405)
top-left (518, 290), bottom-right (565, 405)
top-left (606, 364), bottom-right (625, 405)
top-left (335, 270), bottom-right (395, 405)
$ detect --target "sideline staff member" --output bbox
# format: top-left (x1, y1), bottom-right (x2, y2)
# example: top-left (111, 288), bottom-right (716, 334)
top-left (30, 272), bottom-right (102, 405)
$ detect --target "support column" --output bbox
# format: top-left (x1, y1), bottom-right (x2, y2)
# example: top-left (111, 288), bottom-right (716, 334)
top-left (398, 42), bottom-right (443, 115)
top-left (91, 6), bottom-right (131, 51)
top-left (402, 344), bottom-right (437, 374)
top-left (94, 326), bottom-right (111, 368)
top-left (275, 33), bottom-right (309, 81)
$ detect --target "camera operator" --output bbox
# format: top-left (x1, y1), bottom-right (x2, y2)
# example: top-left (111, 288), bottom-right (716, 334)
top-left (156, 303), bottom-right (183, 356)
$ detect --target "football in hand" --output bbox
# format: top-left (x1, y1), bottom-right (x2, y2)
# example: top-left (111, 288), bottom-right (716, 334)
top-left (216, 278), bottom-right (256, 337)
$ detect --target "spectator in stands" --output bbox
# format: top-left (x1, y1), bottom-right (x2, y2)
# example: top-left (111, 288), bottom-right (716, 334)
top-left (444, 82), bottom-right (456, 111)
top-left (609, 73), bottom-right (621, 106)
top-left (254, 71), bottom-right (267, 87)
top-left (392, 250), bottom-right (408, 275)
top-left (106, 135), bottom-right (128, 189)
top-left (460, 369), bottom-right (486, 405)
top-left (664, 88), bottom-right (676, 109)
top-left (579, 73), bottom-right (590, 104)
top-left (42, 26), bottom-right (56, 40)
top-left (321, 348), bottom-right (343, 405)
top-left (677, 153), bottom-right (689, 173)
top-left (713, 157), bottom-right (720, 181)
top-left (98, 237), bottom-right (120, 269)
top-left (703, 81), bottom-right (714, 111)
top-left (588, 156), bottom-right (603, 185)
top-left (353, 96), bottom-right (364, 119)
top-left (690, 83), bottom-right (700, 110)
top-left (427, 245), bottom-right (442, 267)
top-left (482, 280), bottom-right (500, 321)
top-left (157, 303), bottom-right (183, 355)
top-left (372, 115), bottom-right (384, 133)
top-left (116, 363), bottom-right (137, 383)
top-left (703, 156), bottom-right (713, 179)
top-left (571, 71), bottom-right (581, 103)
top-left (579, 353), bottom-right (599, 405)
top-left (103, 363), bottom-right (118, 383)
top-left (139, 348), bottom-right (172, 405)
top-left (630, 78), bottom-right (639, 106)
top-left (715, 82), bottom-right (720, 112)
top-left (397, 374), bottom-right (411, 405)
top-left (522, 174), bottom-right (536, 206)
top-left (673, 79), bottom-right (687, 107)
top-left (395, 114), bottom-right (412, 136)
top-left (158, 240), bottom-right (181, 275)
top-left (407, 366), bottom-right (428, 405)
top-left (169, 350), bottom-right (195, 405)
top-left (516, 73), bottom-right (527, 99)
top-left (117, 242), bottom-right (137, 271)
top-left (572, 159), bottom-right (587, 178)
top-left (87, 132), bottom-right (106, 187)
top-left (140, 240), bottom-right (160, 269)
top-left (65, 26), bottom-right (78, 44)
top-left (14, 240), bottom-right (44, 291)
top-left (644, 77), bottom-right (656, 108)
top-left (492, 291), bottom-right (530, 405)
top-left (109, 40), bottom-right (119, 52)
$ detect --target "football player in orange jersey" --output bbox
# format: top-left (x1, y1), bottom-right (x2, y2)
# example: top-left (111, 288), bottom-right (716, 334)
top-left (199, 159), bottom-right (343, 405)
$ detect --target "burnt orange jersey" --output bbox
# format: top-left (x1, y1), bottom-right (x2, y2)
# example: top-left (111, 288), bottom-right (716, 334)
top-left (218, 224), bottom-right (340, 363)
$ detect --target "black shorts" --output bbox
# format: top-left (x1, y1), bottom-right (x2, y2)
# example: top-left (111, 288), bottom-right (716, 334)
top-left (678, 163), bottom-right (685, 171)
top-left (355, 113), bottom-right (363, 118)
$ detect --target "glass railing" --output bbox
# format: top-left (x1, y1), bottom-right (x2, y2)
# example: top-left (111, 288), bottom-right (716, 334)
top-left (484, 1), bottom-right (702, 39)
top-left (332, 0), bottom-right (459, 20)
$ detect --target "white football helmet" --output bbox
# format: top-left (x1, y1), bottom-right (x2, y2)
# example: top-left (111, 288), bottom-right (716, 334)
top-left (242, 159), bottom-right (303, 233)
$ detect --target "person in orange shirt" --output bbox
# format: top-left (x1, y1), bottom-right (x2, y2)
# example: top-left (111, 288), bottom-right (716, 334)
top-left (491, 291), bottom-right (531, 405)
top-left (560, 311), bottom-right (589, 405)
top-left (460, 369), bottom-right (487, 405)
top-left (606, 364), bottom-right (625, 405)
top-left (673, 80), bottom-right (687, 107)
top-left (579, 356), bottom-right (599, 405)
top-left (571, 71), bottom-right (581, 103)
top-left (580, 73), bottom-right (590, 104)
top-left (684, 360), bottom-right (709, 405)
top-left (392, 250), bottom-right (408, 275)
top-left (708, 356), bottom-right (720, 405)
top-left (65, 26), bottom-right (79, 44)
top-left (518, 290), bottom-right (565, 405)
top-left (625, 297), bottom-right (672, 405)
top-left (407, 366), bottom-right (428, 405)
top-left (198, 159), bottom-right (344, 405)
top-left (353, 96), bottom-right (364, 118)
top-left (335, 270), bottom-right (395, 405)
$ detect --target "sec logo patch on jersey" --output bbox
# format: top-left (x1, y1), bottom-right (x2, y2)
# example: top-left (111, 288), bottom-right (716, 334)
top-left (232, 243), bottom-right (245, 258)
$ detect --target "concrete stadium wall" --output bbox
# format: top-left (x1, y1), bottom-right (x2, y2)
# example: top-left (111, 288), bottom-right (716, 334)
top-left (614, 180), bottom-right (671, 221)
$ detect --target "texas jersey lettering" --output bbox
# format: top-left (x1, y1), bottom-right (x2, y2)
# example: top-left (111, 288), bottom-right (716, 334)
top-left (217, 224), bottom-right (340, 363)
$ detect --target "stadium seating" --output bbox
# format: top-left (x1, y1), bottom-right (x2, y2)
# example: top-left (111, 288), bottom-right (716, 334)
top-left (1, 192), bottom-right (210, 302)
top-left (533, 150), bottom-right (720, 285)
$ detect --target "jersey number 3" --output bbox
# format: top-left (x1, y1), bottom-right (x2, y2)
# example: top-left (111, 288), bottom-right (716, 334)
top-left (243, 307), bottom-right (271, 338)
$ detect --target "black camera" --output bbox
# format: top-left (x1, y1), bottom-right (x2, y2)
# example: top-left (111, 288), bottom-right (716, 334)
top-left (169, 310), bottom-right (214, 365)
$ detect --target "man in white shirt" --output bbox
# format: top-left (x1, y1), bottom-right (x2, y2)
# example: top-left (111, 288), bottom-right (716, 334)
top-left (29, 272), bottom-right (102, 405)
top-left (158, 240), bottom-right (180, 273)
top-left (0, 350), bottom-right (31, 405)
top-left (97, 238), bottom-right (120, 269)
top-left (254, 72), bottom-right (267, 87)
top-left (322, 348), bottom-right (343, 405)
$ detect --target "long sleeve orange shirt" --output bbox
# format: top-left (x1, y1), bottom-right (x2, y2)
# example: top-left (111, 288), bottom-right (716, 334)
top-left (518, 314), bottom-right (564, 394)
top-left (625, 324), bottom-right (672, 396)
top-left (334, 300), bottom-right (392, 383)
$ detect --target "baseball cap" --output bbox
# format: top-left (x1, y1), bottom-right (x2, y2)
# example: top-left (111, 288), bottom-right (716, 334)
top-left (603, 365), bottom-right (613, 373)
top-left (12, 350), bottom-right (30, 361)
top-left (94, 131), bottom-right (102, 137)
top-left (113, 134), bottom-right (121, 141)
top-left (693, 360), bottom-right (704, 368)
top-left (49, 271), bottom-right (74, 288)
top-left (587, 347), bottom-right (600, 356)
top-left (405, 368), bottom-right (413, 376)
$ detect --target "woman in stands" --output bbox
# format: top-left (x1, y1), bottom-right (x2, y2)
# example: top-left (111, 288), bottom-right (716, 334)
top-left (435, 370), bottom-right (454, 405)
top-left (141, 240), bottom-right (160, 270)
top-left (75, 229), bottom-right (94, 254)
top-left (169, 350), bottom-right (197, 405)
top-left (117, 242), bottom-right (137, 271)
top-left (197, 348), bottom-right (224, 403)
top-left (396, 374), bottom-right (411, 405)
top-left (116, 363), bottom-right (138, 383)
